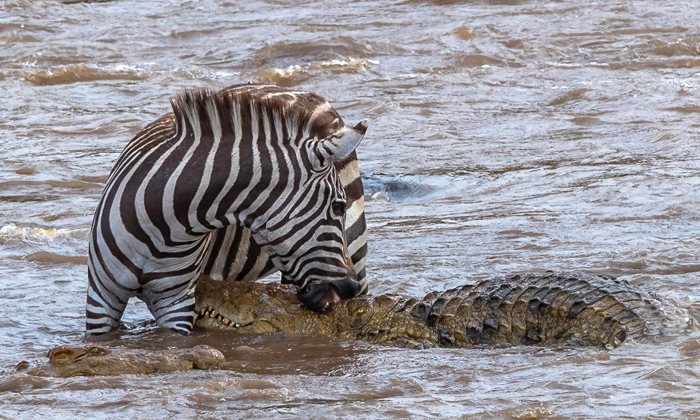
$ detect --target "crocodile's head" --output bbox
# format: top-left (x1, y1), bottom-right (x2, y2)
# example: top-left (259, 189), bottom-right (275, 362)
top-left (193, 275), bottom-right (403, 340)
top-left (47, 345), bottom-right (110, 367)
top-left (193, 277), bottom-right (298, 334)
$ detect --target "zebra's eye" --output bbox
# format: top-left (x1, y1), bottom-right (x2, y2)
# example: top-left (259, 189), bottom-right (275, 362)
top-left (331, 200), bottom-right (346, 217)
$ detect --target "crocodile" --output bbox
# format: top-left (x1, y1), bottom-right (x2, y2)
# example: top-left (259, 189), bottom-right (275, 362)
top-left (20, 272), bottom-right (683, 377)
top-left (194, 271), bottom-right (673, 349)
top-left (21, 344), bottom-right (225, 377)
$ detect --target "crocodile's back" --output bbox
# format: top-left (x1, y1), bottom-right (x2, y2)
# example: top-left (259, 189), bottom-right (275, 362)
top-left (408, 272), bottom-right (667, 348)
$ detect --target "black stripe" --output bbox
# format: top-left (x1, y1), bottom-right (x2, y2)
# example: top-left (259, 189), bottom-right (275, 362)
top-left (202, 229), bottom-right (227, 274)
top-left (235, 232), bottom-right (260, 281)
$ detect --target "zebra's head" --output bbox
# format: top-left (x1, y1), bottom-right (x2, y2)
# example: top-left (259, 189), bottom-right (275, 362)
top-left (250, 118), bottom-right (369, 312)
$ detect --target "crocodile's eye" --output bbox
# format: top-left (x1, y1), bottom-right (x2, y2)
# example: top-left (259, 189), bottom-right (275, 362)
top-left (331, 200), bottom-right (346, 217)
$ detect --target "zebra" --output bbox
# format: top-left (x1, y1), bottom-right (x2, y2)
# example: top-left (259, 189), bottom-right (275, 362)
top-left (86, 84), bottom-right (368, 335)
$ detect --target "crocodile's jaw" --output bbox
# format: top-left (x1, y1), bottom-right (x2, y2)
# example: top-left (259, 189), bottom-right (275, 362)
top-left (192, 277), bottom-right (401, 340)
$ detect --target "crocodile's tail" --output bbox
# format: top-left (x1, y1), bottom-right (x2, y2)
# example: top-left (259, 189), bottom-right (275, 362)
top-left (404, 272), bottom-right (670, 349)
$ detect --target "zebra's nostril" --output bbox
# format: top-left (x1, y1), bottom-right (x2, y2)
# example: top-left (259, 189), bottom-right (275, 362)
top-left (297, 283), bottom-right (332, 312)
top-left (334, 277), bottom-right (360, 300)
top-left (329, 289), bottom-right (341, 304)
top-left (297, 278), bottom-right (360, 312)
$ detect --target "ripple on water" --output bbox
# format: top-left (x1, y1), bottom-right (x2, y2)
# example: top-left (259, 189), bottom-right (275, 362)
top-left (22, 64), bottom-right (150, 86)
top-left (0, 223), bottom-right (88, 242)
top-left (2, 0), bottom-right (700, 418)
top-left (16, 251), bottom-right (88, 265)
top-left (254, 58), bottom-right (377, 87)
top-left (249, 37), bottom-right (403, 69)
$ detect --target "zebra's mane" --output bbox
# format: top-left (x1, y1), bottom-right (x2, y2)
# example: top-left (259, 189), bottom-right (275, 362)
top-left (169, 84), bottom-right (342, 142)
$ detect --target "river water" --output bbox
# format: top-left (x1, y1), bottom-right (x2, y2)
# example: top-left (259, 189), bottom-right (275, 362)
top-left (1, 0), bottom-right (700, 418)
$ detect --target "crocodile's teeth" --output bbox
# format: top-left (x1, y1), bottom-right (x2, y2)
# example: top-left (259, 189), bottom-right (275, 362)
top-left (234, 323), bottom-right (241, 328)
top-left (216, 315), bottom-right (223, 322)
top-left (222, 318), bottom-right (231, 326)
top-left (211, 310), bottom-right (219, 318)
top-left (199, 308), bottom-right (206, 316)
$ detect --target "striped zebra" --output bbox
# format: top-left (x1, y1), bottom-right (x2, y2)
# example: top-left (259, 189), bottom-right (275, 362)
top-left (86, 84), bottom-right (368, 335)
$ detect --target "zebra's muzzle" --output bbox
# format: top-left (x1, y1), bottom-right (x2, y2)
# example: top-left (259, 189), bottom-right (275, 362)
top-left (297, 277), bottom-right (360, 312)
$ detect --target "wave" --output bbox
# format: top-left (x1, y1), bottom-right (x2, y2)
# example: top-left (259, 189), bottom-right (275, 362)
top-left (20, 251), bottom-right (88, 265)
top-left (253, 58), bottom-right (377, 87)
top-left (0, 223), bottom-right (88, 243)
top-left (250, 37), bottom-right (401, 68)
top-left (22, 64), bottom-right (149, 86)
top-left (608, 58), bottom-right (700, 70)
top-left (453, 27), bottom-right (477, 41)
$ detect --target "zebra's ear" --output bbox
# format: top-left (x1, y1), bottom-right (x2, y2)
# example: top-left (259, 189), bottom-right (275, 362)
top-left (318, 119), bottom-right (368, 163)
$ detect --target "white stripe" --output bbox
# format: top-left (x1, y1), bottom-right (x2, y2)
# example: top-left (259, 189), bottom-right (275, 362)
top-left (345, 196), bottom-right (364, 229)
top-left (187, 100), bottom-right (223, 231)
top-left (205, 99), bottom-right (243, 225)
top-left (229, 102), bottom-right (263, 224)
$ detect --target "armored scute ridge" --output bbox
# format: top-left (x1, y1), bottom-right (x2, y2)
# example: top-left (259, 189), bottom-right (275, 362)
top-left (194, 272), bottom-right (668, 349)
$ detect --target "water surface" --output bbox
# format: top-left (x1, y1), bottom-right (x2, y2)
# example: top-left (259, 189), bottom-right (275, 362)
top-left (1, 0), bottom-right (700, 418)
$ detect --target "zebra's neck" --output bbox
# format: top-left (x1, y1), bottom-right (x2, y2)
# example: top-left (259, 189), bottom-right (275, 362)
top-left (160, 88), bottom-right (317, 241)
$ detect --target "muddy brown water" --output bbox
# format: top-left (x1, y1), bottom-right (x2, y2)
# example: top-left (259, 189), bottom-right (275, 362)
top-left (2, 0), bottom-right (700, 418)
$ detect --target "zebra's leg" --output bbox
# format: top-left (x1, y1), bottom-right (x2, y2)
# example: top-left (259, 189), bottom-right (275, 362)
top-left (85, 272), bottom-right (129, 335)
top-left (145, 279), bottom-right (198, 336)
